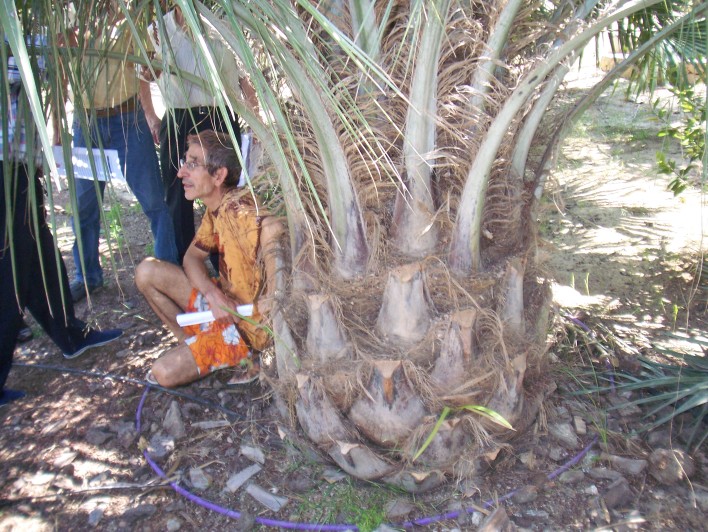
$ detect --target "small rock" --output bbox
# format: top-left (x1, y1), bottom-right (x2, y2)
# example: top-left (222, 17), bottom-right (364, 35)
top-left (120, 504), bottom-right (157, 525)
top-left (283, 473), bottom-right (315, 492)
top-left (588, 467), bottom-right (625, 482)
top-left (245, 483), bottom-right (289, 512)
top-left (53, 450), bottom-right (78, 469)
top-left (584, 484), bottom-right (599, 495)
top-left (85, 427), bottom-right (112, 446)
top-left (166, 518), bottom-right (182, 531)
top-left (109, 421), bottom-right (134, 433)
top-left (648, 448), bottom-right (695, 485)
top-left (470, 511), bottom-right (484, 527)
top-left (117, 426), bottom-right (138, 449)
top-left (573, 416), bottom-right (587, 436)
top-left (548, 423), bottom-right (580, 449)
top-left (554, 405), bottom-right (571, 420)
top-left (479, 507), bottom-right (514, 532)
top-left (165, 500), bottom-right (187, 513)
top-left (189, 467), bottom-right (211, 491)
top-left (147, 433), bottom-right (175, 459)
top-left (87, 508), bottom-right (104, 527)
top-left (385, 498), bottom-right (416, 520)
top-left (519, 451), bottom-right (538, 470)
top-left (607, 395), bottom-right (641, 417)
top-left (115, 348), bottom-right (132, 358)
top-left (323, 467), bottom-right (347, 483)
top-left (52, 474), bottom-right (78, 490)
top-left (601, 453), bottom-right (648, 476)
top-left (646, 428), bottom-right (672, 448)
top-left (29, 471), bottom-right (55, 485)
top-left (548, 446), bottom-right (566, 462)
top-left (224, 464), bottom-right (262, 493)
top-left (163, 401), bottom-right (186, 439)
top-left (240, 444), bottom-right (265, 464)
top-left (88, 471), bottom-right (111, 486)
top-left (602, 478), bottom-right (634, 509)
top-left (511, 485), bottom-right (538, 504)
top-left (559, 470), bottom-right (585, 484)
top-left (138, 330), bottom-right (158, 346)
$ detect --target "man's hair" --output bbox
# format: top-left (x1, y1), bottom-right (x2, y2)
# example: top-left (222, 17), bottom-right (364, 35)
top-left (186, 130), bottom-right (241, 187)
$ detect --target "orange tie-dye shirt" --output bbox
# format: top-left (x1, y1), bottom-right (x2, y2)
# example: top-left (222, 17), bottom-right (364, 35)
top-left (193, 188), bottom-right (269, 350)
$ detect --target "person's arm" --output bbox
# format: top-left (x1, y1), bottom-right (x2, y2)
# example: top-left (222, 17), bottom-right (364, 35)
top-left (239, 76), bottom-right (259, 116)
top-left (182, 241), bottom-right (240, 323)
top-left (138, 79), bottom-right (161, 144)
top-left (255, 216), bottom-right (285, 316)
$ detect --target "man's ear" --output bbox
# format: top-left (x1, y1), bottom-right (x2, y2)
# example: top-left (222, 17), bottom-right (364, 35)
top-left (213, 166), bottom-right (228, 187)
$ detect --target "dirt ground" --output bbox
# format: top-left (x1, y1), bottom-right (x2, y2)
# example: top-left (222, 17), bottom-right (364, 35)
top-left (0, 67), bottom-right (706, 531)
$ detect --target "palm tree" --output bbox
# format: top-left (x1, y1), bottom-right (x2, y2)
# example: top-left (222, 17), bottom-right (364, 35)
top-left (2, 0), bottom-right (706, 492)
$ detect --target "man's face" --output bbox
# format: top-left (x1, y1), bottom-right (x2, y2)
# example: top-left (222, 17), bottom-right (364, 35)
top-left (177, 144), bottom-right (220, 202)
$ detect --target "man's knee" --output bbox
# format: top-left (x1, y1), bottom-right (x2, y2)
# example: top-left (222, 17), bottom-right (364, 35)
top-left (151, 357), bottom-right (175, 387)
top-left (135, 257), bottom-right (160, 293)
top-left (152, 347), bottom-right (200, 388)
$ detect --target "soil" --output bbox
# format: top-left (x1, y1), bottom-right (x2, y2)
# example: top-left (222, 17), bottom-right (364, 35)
top-left (1, 66), bottom-right (706, 531)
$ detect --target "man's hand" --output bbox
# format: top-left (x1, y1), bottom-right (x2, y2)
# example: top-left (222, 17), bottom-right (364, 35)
top-left (203, 285), bottom-right (241, 325)
top-left (138, 79), bottom-right (161, 145)
top-left (145, 111), bottom-right (161, 145)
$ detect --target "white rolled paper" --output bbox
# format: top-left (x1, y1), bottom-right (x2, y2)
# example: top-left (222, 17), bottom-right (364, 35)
top-left (176, 304), bottom-right (254, 327)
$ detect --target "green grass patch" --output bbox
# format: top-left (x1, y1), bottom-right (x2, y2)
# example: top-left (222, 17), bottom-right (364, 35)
top-left (291, 478), bottom-right (396, 532)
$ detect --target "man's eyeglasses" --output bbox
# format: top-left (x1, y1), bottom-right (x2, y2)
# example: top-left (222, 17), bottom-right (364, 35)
top-left (179, 159), bottom-right (207, 171)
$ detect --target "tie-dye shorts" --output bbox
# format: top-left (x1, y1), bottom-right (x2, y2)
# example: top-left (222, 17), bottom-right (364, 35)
top-left (183, 289), bottom-right (252, 376)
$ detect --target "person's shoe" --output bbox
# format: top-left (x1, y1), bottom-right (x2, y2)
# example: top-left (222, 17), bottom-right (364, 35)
top-left (226, 360), bottom-right (260, 386)
top-left (0, 389), bottom-right (26, 407)
top-left (70, 279), bottom-right (102, 303)
top-left (17, 325), bottom-right (33, 344)
top-left (63, 328), bottom-right (123, 359)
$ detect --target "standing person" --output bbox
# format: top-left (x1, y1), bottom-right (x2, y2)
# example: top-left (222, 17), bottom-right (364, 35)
top-left (62, 0), bottom-right (177, 302)
top-left (0, 32), bottom-right (122, 406)
top-left (135, 131), bottom-right (282, 388)
top-left (146, 3), bottom-right (258, 263)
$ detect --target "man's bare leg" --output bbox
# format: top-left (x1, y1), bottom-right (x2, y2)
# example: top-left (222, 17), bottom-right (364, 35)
top-left (151, 344), bottom-right (201, 387)
top-left (135, 258), bottom-right (192, 340)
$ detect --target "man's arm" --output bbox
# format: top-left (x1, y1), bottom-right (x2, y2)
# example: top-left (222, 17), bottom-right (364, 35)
top-left (256, 216), bottom-right (285, 316)
top-left (182, 241), bottom-right (240, 323)
top-left (138, 79), bottom-right (161, 144)
top-left (239, 76), bottom-right (259, 116)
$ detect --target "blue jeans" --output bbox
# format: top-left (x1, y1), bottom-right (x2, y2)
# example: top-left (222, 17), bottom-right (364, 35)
top-left (71, 106), bottom-right (177, 285)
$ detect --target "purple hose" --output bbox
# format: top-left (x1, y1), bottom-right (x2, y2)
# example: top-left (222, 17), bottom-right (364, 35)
top-left (137, 388), bottom-right (357, 530)
top-left (136, 388), bottom-right (598, 530)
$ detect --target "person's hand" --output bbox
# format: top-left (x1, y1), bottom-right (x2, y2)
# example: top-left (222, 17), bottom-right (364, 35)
top-left (145, 112), bottom-right (161, 145)
top-left (204, 287), bottom-right (240, 325)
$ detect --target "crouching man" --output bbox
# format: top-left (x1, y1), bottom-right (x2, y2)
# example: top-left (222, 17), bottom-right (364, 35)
top-left (136, 130), bottom-right (282, 387)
